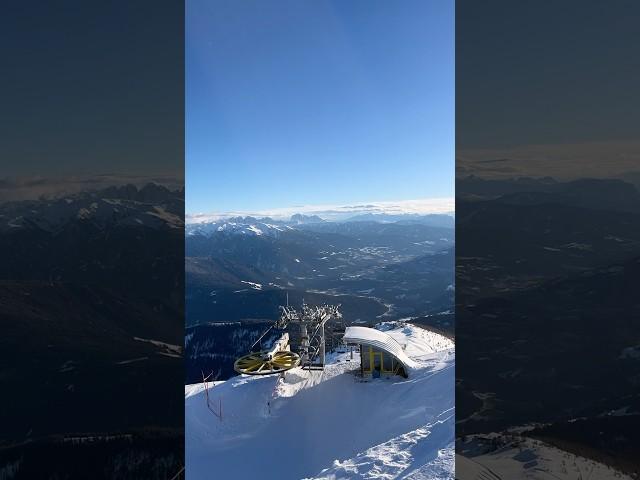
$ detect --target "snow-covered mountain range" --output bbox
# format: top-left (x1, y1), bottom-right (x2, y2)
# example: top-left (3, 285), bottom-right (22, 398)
top-left (186, 216), bottom-right (293, 237)
top-left (186, 213), bottom-right (454, 239)
top-left (0, 183), bottom-right (183, 233)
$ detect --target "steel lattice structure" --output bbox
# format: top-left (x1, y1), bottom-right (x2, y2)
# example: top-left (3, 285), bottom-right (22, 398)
top-left (233, 303), bottom-right (342, 375)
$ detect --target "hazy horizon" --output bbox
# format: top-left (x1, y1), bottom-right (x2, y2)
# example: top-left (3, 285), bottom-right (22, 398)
top-left (186, 195), bottom-right (454, 223)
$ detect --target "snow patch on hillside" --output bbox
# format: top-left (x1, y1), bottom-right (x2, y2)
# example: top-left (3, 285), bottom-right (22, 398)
top-left (456, 434), bottom-right (633, 480)
top-left (240, 280), bottom-right (263, 290)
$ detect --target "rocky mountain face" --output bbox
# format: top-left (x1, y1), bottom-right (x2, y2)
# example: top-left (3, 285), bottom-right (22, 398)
top-left (0, 184), bottom-right (184, 471)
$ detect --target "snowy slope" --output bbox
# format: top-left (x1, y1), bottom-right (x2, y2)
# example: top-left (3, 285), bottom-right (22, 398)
top-left (456, 435), bottom-right (633, 480)
top-left (185, 324), bottom-right (455, 479)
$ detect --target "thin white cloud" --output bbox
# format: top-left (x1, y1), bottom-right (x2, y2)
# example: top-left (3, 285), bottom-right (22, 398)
top-left (187, 197), bottom-right (455, 224)
top-left (458, 140), bottom-right (640, 180)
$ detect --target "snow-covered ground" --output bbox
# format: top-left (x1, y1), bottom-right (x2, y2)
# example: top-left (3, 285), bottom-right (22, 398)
top-left (456, 435), bottom-right (633, 480)
top-left (185, 324), bottom-right (455, 479)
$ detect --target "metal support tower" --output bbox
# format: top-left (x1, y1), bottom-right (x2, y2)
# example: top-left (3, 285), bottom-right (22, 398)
top-left (277, 302), bottom-right (341, 368)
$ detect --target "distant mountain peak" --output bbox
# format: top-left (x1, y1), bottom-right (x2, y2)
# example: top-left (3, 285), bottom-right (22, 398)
top-left (290, 213), bottom-right (325, 224)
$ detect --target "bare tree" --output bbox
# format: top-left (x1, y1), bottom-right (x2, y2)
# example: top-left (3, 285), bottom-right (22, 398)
top-left (201, 369), bottom-right (222, 421)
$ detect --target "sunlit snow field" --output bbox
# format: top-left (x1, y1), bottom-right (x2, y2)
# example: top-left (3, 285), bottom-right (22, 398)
top-left (185, 324), bottom-right (455, 479)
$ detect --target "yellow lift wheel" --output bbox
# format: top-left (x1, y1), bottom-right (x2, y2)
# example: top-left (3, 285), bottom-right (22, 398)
top-left (234, 350), bottom-right (301, 375)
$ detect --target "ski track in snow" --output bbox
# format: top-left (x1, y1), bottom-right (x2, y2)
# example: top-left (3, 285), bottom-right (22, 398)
top-left (185, 325), bottom-right (455, 480)
top-left (311, 411), bottom-right (454, 480)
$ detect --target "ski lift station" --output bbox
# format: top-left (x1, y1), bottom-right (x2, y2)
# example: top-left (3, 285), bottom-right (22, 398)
top-left (343, 326), bottom-right (418, 378)
top-left (187, 307), bottom-right (456, 479)
top-left (233, 302), bottom-right (417, 379)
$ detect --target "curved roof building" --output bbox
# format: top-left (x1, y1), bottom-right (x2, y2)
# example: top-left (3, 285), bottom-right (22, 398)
top-left (343, 326), bottom-right (418, 377)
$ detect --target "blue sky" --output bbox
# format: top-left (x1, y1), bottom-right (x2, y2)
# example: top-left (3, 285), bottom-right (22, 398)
top-left (2, 2), bottom-right (182, 182)
top-left (186, 0), bottom-right (454, 214)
